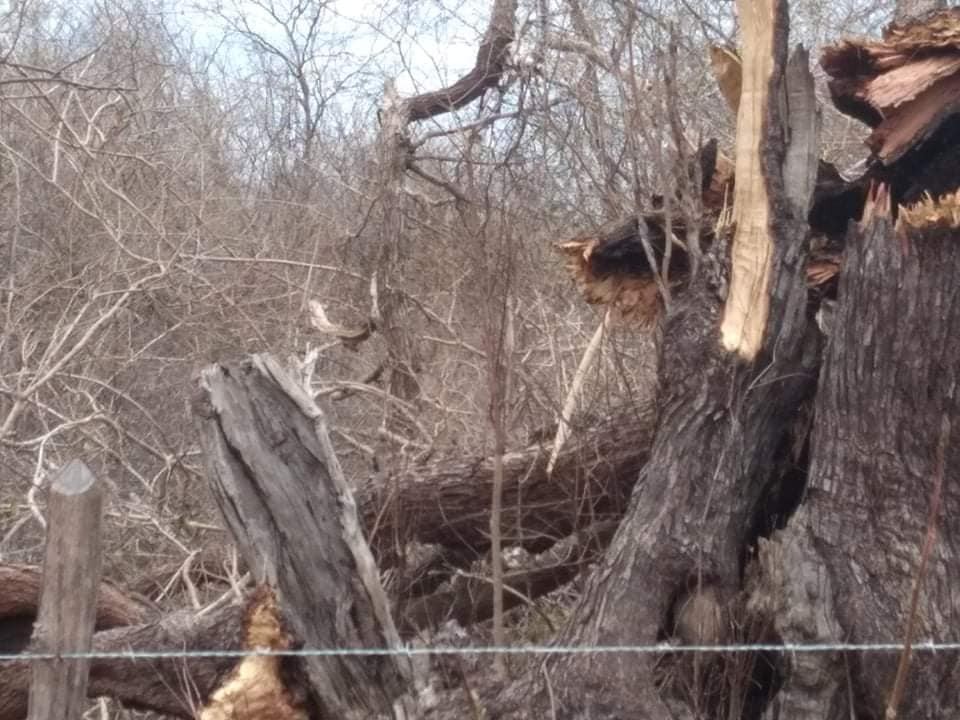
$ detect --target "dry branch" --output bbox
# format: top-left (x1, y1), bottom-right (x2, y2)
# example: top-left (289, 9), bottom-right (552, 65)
top-left (404, 0), bottom-right (516, 122)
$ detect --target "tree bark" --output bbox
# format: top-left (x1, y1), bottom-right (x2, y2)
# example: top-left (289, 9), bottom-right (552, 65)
top-left (365, 400), bottom-right (655, 576)
top-left (539, 2), bottom-right (822, 715)
top-left (895, 0), bottom-right (946, 22)
top-left (195, 354), bottom-right (415, 718)
top-left (757, 192), bottom-right (960, 719)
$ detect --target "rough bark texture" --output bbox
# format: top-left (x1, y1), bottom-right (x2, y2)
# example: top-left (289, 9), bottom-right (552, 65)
top-left (538, 4), bottom-right (822, 716)
top-left (759, 198), bottom-right (960, 719)
top-left (195, 354), bottom-right (415, 718)
top-left (0, 603), bottom-right (244, 720)
top-left (365, 400), bottom-right (655, 574)
top-left (398, 521), bottom-right (617, 634)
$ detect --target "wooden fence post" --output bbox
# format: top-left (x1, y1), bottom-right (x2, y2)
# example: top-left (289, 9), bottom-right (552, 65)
top-left (27, 460), bottom-right (104, 720)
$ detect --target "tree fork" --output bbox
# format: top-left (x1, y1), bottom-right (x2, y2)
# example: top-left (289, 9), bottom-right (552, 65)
top-left (537, 1), bottom-right (822, 715)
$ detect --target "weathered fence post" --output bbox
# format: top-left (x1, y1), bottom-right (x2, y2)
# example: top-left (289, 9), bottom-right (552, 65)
top-left (27, 460), bottom-right (104, 720)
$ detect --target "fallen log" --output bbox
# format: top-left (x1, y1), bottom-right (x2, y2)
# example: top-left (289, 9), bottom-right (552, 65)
top-left (0, 518), bottom-right (618, 720)
top-left (362, 398), bottom-right (656, 577)
top-left (0, 602), bottom-right (243, 720)
top-left (0, 391), bottom-right (658, 714)
top-left (398, 520), bottom-right (618, 634)
top-left (0, 565), bottom-right (154, 654)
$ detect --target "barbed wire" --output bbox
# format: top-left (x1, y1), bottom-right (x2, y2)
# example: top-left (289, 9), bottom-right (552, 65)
top-left (3, 639), bottom-right (960, 663)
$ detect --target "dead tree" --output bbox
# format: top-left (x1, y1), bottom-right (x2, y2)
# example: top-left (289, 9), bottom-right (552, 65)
top-left (195, 355), bottom-right (417, 718)
top-left (506, 4), bottom-right (960, 719)
top-left (537, 1), bottom-right (820, 715)
top-left (371, 0), bottom-right (516, 419)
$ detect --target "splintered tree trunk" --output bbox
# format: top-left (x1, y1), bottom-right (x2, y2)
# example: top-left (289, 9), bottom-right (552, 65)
top-left (541, 0), bottom-right (820, 715)
top-left (196, 355), bottom-right (415, 718)
top-left (759, 194), bottom-right (960, 719)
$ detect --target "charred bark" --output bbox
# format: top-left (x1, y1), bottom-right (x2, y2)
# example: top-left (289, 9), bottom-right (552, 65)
top-left (535, 3), bottom-right (822, 716)
top-left (756, 192), bottom-right (960, 719)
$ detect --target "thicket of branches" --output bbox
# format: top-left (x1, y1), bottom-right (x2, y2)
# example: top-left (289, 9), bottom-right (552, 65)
top-left (0, 0), bottom-right (892, 612)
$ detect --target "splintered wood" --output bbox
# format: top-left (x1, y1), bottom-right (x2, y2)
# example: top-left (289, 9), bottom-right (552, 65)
top-left (720, 0), bottom-right (779, 360)
top-left (200, 587), bottom-right (305, 720)
top-left (823, 8), bottom-right (960, 165)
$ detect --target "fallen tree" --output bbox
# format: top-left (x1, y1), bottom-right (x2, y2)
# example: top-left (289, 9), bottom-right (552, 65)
top-left (0, 601), bottom-right (243, 720)
top-left (7, 4), bottom-right (960, 719)
top-left (0, 384), bottom-right (655, 719)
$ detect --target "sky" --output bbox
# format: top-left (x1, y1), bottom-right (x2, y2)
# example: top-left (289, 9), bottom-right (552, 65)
top-left (180, 0), bottom-right (490, 98)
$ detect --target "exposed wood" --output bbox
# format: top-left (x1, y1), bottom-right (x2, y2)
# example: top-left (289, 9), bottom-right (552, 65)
top-left (557, 148), bottom-right (861, 325)
top-left (0, 518), bottom-right (615, 720)
top-left (540, 4), bottom-right (822, 715)
top-left (0, 565), bottom-right (153, 654)
top-left (754, 187), bottom-right (960, 718)
top-left (195, 354), bottom-right (416, 718)
top-left (720, 0), bottom-right (779, 359)
top-left (26, 460), bottom-right (103, 720)
top-left (709, 45), bottom-right (742, 114)
top-left (823, 10), bottom-right (960, 204)
top-left (556, 142), bottom-right (732, 324)
top-left (199, 587), bottom-right (306, 720)
top-left (868, 70), bottom-right (960, 164)
top-left (308, 299), bottom-right (374, 349)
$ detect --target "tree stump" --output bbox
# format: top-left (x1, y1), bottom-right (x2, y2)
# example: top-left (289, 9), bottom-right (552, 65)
top-left (196, 354), bottom-right (417, 718)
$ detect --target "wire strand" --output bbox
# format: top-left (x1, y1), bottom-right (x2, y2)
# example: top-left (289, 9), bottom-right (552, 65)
top-left (3, 640), bottom-right (960, 663)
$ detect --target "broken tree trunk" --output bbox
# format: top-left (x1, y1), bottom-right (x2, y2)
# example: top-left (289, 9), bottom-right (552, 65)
top-left (537, 1), bottom-right (822, 715)
top-left (195, 354), bottom-right (416, 719)
top-left (0, 392), bottom-right (657, 716)
top-left (754, 190), bottom-right (960, 719)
